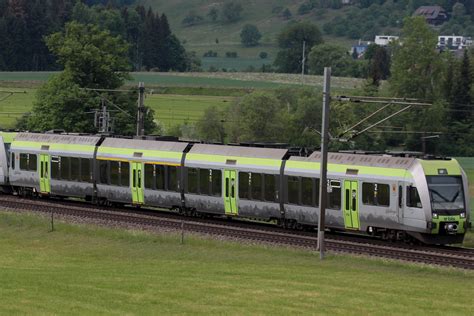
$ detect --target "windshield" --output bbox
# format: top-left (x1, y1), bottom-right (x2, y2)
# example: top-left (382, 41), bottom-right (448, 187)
top-left (426, 176), bottom-right (465, 212)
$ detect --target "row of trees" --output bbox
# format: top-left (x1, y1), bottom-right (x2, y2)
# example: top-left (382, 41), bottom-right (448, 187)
top-left (0, 0), bottom-right (189, 71)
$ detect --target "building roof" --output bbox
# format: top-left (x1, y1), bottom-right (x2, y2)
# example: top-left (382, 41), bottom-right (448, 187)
top-left (414, 6), bottom-right (447, 19)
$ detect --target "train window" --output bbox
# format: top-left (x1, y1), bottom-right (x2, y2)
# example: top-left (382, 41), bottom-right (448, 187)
top-left (61, 157), bottom-right (70, 180)
top-left (251, 173), bottom-right (263, 201)
top-left (398, 185), bottom-right (402, 208)
top-left (28, 154), bottom-right (37, 171)
top-left (99, 160), bottom-right (108, 184)
top-left (51, 156), bottom-right (59, 179)
top-left (110, 161), bottom-right (119, 185)
top-left (328, 180), bottom-right (341, 210)
top-left (167, 166), bottom-right (178, 191)
top-left (145, 164), bottom-right (154, 189)
top-left (264, 174), bottom-right (276, 202)
top-left (70, 158), bottom-right (80, 181)
top-left (19, 153), bottom-right (28, 170)
top-left (11, 152), bottom-right (15, 170)
top-left (315, 179), bottom-right (320, 206)
top-left (302, 177), bottom-right (313, 206)
top-left (407, 186), bottom-right (422, 208)
top-left (155, 165), bottom-right (165, 190)
top-left (199, 169), bottom-right (210, 195)
top-left (187, 168), bottom-right (198, 194)
top-left (80, 158), bottom-right (91, 182)
top-left (362, 183), bottom-right (390, 207)
top-left (239, 172), bottom-right (250, 199)
top-left (121, 162), bottom-right (130, 187)
top-left (211, 169), bottom-right (221, 196)
top-left (287, 176), bottom-right (300, 204)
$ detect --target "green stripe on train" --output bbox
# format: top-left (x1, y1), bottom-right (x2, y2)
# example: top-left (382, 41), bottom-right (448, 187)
top-left (0, 132), bottom-right (17, 144)
top-left (419, 159), bottom-right (462, 176)
top-left (186, 153), bottom-right (282, 167)
top-left (98, 146), bottom-right (183, 160)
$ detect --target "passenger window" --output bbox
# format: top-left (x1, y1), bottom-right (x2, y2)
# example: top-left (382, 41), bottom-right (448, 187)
top-left (51, 156), bottom-right (60, 179)
top-left (81, 158), bottom-right (91, 182)
top-left (20, 153), bottom-right (28, 170)
top-left (211, 169), bottom-right (221, 196)
top-left (328, 180), bottom-right (341, 210)
top-left (155, 165), bottom-right (165, 190)
top-left (99, 160), bottom-right (108, 184)
top-left (302, 177), bottom-right (313, 206)
top-left (407, 186), bottom-right (422, 208)
top-left (11, 152), bottom-right (15, 170)
top-left (287, 176), bottom-right (300, 204)
top-left (121, 162), bottom-right (130, 187)
top-left (60, 157), bottom-right (70, 180)
top-left (70, 158), bottom-right (80, 181)
top-left (199, 169), bottom-right (210, 195)
top-left (362, 182), bottom-right (390, 207)
top-left (251, 173), bottom-right (263, 201)
top-left (239, 172), bottom-right (249, 199)
top-left (398, 185), bottom-right (402, 208)
top-left (187, 168), bottom-right (198, 194)
top-left (28, 154), bottom-right (37, 171)
top-left (167, 166), bottom-right (178, 191)
top-left (145, 164), bottom-right (154, 189)
top-left (110, 161), bottom-right (119, 185)
top-left (264, 174), bottom-right (276, 202)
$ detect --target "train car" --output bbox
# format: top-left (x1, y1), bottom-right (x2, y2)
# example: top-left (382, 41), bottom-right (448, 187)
top-left (283, 152), bottom-right (470, 244)
top-left (184, 144), bottom-right (287, 218)
top-left (8, 133), bottom-right (102, 199)
top-left (95, 137), bottom-right (189, 208)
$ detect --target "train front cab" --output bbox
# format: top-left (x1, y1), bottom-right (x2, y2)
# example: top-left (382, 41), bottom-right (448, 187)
top-left (408, 159), bottom-right (470, 245)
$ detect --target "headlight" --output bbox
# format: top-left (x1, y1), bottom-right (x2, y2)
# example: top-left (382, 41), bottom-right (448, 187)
top-left (432, 213), bottom-right (438, 219)
top-left (460, 212), bottom-right (465, 218)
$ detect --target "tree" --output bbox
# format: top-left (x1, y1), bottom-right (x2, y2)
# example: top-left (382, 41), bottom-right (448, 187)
top-left (240, 24), bottom-right (261, 47)
top-left (367, 46), bottom-right (391, 86)
top-left (274, 22), bottom-right (323, 73)
top-left (281, 8), bottom-right (292, 20)
top-left (221, 1), bottom-right (243, 23)
top-left (196, 106), bottom-right (226, 143)
top-left (390, 17), bottom-right (443, 100)
top-left (182, 11), bottom-right (203, 27)
top-left (450, 50), bottom-right (472, 123)
top-left (308, 44), bottom-right (353, 76)
top-left (207, 7), bottom-right (218, 22)
top-left (26, 22), bottom-right (156, 135)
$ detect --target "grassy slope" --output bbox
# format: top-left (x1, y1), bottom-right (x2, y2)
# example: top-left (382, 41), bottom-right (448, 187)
top-left (141, 0), bottom-right (356, 70)
top-left (0, 211), bottom-right (473, 315)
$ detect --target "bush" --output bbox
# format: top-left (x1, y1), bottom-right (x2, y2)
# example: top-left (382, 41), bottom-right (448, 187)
top-left (225, 51), bottom-right (238, 58)
top-left (297, 2), bottom-right (313, 15)
top-left (182, 11), bottom-right (204, 27)
top-left (259, 52), bottom-right (268, 59)
top-left (203, 50), bottom-right (218, 58)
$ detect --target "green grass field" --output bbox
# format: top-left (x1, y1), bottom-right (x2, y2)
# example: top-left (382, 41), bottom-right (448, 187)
top-left (0, 211), bottom-right (472, 315)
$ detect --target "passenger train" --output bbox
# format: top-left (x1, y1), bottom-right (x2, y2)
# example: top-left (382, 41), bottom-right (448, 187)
top-left (0, 131), bottom-right (470, 244)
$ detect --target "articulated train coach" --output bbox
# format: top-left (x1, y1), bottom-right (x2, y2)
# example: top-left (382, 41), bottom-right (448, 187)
top-left (0, 131), bottom-right (470, 244)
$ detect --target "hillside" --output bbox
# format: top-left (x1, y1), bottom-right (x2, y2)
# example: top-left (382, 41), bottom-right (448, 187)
top-left (140, 0), bottom-right (474, 70)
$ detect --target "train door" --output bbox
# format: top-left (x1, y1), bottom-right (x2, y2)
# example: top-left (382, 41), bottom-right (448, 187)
top-left (343, 180), bottom-right (360, 230)
top-left (131, 162), bottom-right (144, 204)
top-left (39, 154), bottom-right (51, 194)
top-left (224, 170), bottom-right (238, 215)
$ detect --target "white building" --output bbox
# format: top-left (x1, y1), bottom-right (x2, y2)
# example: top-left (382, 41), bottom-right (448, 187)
top-left (438, 35), bottom-right (473, 50)
top-left (374, 35), bottom-right (399, 46)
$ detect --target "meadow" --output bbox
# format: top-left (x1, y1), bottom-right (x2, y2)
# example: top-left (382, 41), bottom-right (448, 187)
top-left (0, 211), bottom-right (472, 315)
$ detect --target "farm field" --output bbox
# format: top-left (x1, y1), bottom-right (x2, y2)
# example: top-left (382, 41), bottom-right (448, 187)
top-left (0, 88), bottom-right (235, 130)
top-left (0, 211), bottom-right (472, 315)
top-left (0, 71), bottom-right (365, 90)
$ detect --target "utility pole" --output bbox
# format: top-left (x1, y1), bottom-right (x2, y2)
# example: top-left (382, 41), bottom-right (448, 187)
top-left (301, 41), bottom-right (306, 82)
top-left (137, 82), bottom-right (145, 137)
top-left (317, 67), bottom-right (331, 260)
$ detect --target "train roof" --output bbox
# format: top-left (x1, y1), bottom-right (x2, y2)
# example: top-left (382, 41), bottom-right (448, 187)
top-left (188, 143), bottom-right (288, 160)
top-left (289, 151), bottom-right (417, 170)
top-left (101, 137), bottom-right (189, 152)
top-left (14, 132), bottom-right (101, 145)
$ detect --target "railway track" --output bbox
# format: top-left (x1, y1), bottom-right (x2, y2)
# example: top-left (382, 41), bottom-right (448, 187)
top-left (1, 195), bottom-right (473, 270)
